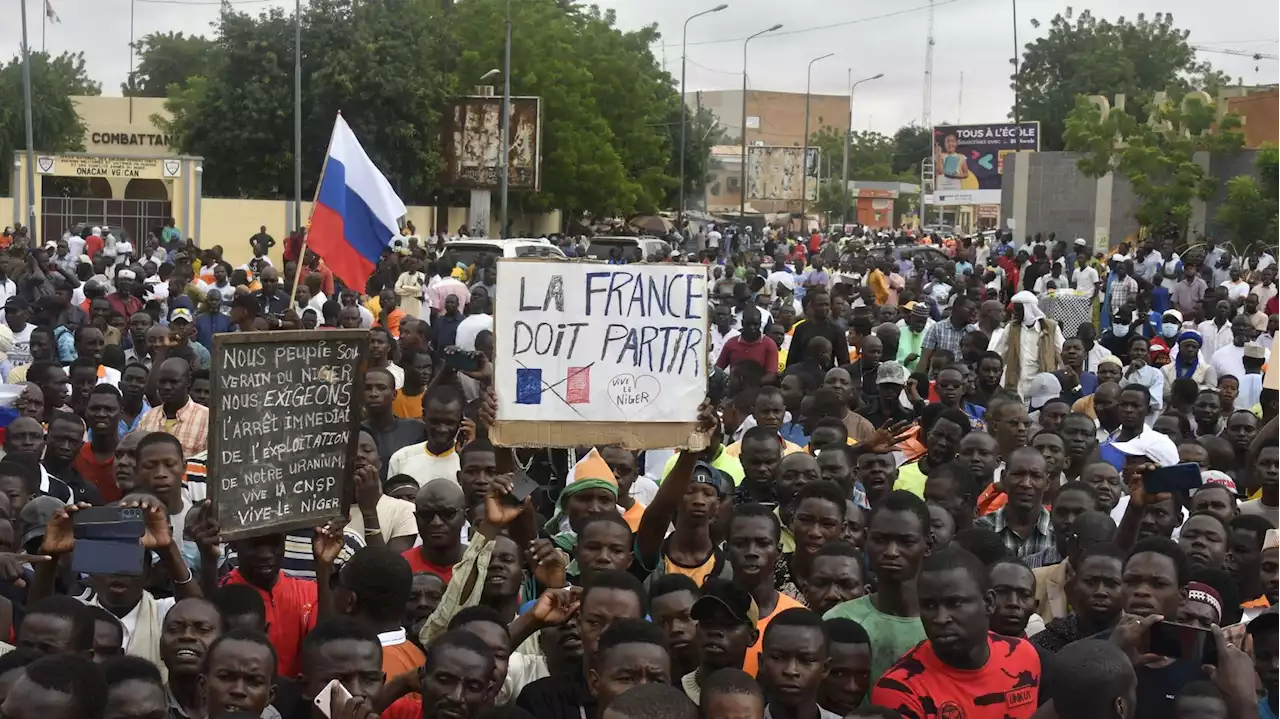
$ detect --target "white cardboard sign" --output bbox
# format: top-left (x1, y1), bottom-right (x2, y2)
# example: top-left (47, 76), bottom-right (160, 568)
top-left (494, 259), bottom-right (710, 425)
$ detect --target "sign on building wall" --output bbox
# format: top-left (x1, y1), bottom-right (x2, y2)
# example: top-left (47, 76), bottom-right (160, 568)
top-left (746, 146), bottom-right (819, 202)
top-left (34, 154), bottom-right (180, 179)
top-left (928, 122), bottom-right (1038, 205)
top-left (492, 259), bottom-right (709, 449)
top-left (442, 96), bottom-right (542, 191)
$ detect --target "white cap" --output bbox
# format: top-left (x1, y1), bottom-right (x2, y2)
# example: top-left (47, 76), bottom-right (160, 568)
top-left (1112, 429), bottom-right (1180, 467)
top-left (91, 226), bottom-right (101, 236)
top-left (1025, 372), bottom-right (1063, 411)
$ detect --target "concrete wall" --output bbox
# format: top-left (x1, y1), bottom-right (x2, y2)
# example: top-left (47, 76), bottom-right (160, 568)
top-left (689, 89), bottom-right (849, 147)
top-left (1003, 149), bottom-right (1265, 249)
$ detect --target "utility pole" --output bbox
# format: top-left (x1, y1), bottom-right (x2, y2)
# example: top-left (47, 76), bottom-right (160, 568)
top-left (294, 0), bottom-right (302, 231)
top-left (20, 0), bottom-right (38, 241)
top-left (499, 0), bottom-right (511, 238)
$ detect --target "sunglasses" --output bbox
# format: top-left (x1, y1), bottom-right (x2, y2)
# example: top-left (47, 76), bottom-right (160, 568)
top-left (415, 507), bottom-right (461, 524)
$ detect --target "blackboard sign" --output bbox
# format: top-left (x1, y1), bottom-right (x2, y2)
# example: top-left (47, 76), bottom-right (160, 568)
top-left (209, 329), bottom-right (368, 541)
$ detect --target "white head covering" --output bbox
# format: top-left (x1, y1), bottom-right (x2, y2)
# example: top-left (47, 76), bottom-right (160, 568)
top-left (91, 226), bottom-right (102, 236)
top-left (1012, 290), bottom-right (1045, 327)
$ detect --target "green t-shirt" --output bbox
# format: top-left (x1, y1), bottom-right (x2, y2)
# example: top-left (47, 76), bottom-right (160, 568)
top-left (822, 594), bottom-right (927, 692)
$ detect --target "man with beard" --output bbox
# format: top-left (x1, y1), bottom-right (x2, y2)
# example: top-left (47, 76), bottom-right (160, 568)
top-left (871, 547), bottom-right (1042, 718)
top-left (971, 352), bottom-right (1016, 409)
top-left (680, 579), bottom-right (758, 702)
top-left (896, 303), bottom-right (931, 371)
top-left (894, 406), bottom-right (970, 498)
top-left (1032, 510), bottom-right (1117, 626)
top-left (787, 290), bottom-right (848, 372)
top-left (1026, 480), bottom-right (1099, 569)
top-left (724, 504), bottom-right (804, 678)
top-left (976, 447), bottom-right (1054, 561)
top-left (990, 290), bottom-right (1064, 398)
top-left (824, 490), bottom-right (930, 689)
top-left (160, 598), bottom-right (225, 718)
top-left (1032, 542), bottom-right (1126, 653)
top-left (918, 294), bottom-right (978, 372)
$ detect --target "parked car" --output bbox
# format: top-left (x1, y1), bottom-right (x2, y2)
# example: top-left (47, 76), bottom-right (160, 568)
top-left (583, 236), bottom-right (671, 263)
top-left (438, 239), bottom-right (565, 271)
top-left (866, 244), bottom-right (952, 275)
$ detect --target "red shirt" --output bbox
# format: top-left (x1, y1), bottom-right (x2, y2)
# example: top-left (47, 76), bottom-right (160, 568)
top-left (872, 633), bottom-right (1041, 719)
top-left (716, 335), bottom-right (779, 373)
top-left (1268, 295), bottom-right (1278, 315)
top-left (85, 234), bottom-right (104, 258)
top-left (73, 443), bottom-right (119, 502)
top-left (221, 569), bottom-right (318, 677)
top-left (107, 292), bottom-right (142, 321)
top-left (401, 548), bottom-right (454, 582)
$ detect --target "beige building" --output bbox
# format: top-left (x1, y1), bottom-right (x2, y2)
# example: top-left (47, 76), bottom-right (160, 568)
top-left (5, 95), bottom-right (559, 268)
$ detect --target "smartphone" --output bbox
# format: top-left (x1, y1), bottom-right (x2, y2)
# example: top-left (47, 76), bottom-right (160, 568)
top-left (313, 678), bottom-right (353, 718)
top-left (1143, 463), bottom-right (1204, 495)
top-left (1149, 620), bottom-right (1218, 665)
top-left (73, 506), bottom-right (146, 541)
top-left (72, 506), bottom-right (147, 576)
top-left (446, 351), bottom-right (482, 373)
top-left (504, 472), bottom-right (540, 506)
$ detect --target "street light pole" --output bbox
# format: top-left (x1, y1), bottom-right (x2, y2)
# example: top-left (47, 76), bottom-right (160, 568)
top-left (740, 23), bottom-right (782, 225)
top-left (678, 4), bottom-right (728, 235)
top-left (19, 0), bottom-right (37, 241)
top-left (800, 52), bottom-right (833, 230)
top-left (499, 0), bottom-right (511, 238)
top-left (842, 72), bottom-right (884, 227)
top-left (1011, 0), bottom-right (1021, 151)
top-left (294, 0), bottom-right (302, 232)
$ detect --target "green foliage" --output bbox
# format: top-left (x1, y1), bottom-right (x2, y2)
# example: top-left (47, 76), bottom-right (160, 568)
top-left (1015, 9), bottom-right (1232, 150)
top-left (450, 0), bottom-right (684, 219)
top-left (666, 104), bottom-right (725, 210)
top-left (0, 51), bottom-right (94, 195)
top-left (891, 123), bottom-right (932, 177)
top-left (1064, 93), bottom-right (1245, 238)
top-left (807, 126), bottom-right (914, 183)
top-left (163, 0), bottom-right (452, 202)
top-left (123, 32), bottom-right (218, 97)
top-left (813, 178), bottom-right (853, 221)
top-left (1214, 146), bottom-right (1278, 252)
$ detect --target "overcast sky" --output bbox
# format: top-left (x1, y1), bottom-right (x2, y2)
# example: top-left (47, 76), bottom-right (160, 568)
top-left (4, 0), bottom-right (1277, 135)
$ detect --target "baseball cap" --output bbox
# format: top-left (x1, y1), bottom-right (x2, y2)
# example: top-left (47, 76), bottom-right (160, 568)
top-left (170, 307), bottom-right (194, 323)
top-left (1074, 237), bottom-right (1087, 246)
top-left (1025, 373), bottom-right (1063, 412)
top-left (20, 495), bottom-right (67, 552)
top-left (1247, 606), bottom-right (1278, 637)
top-left (691, 461), bottom-right (731, 497)
top-left (876, 361), bottom-right (909, 386)
top-left (1199, 470), bottom-right (1237, 493)
top-left (1112, 429), bottom-right (1180, 467)
top-left (1161, 309), bottom-right (1183, 324)
top-left (3, 297), bottom-right (28, 311)
top-left (691, 577), bottom-right (759, 627)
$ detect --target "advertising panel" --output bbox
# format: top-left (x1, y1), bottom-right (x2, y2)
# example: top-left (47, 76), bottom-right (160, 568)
top-left (929, 122), bottom-right (1038, 205)
top-left (746, 146), bottom-right (819, 202)
top-left (442, 96), bottom-right (542, 191)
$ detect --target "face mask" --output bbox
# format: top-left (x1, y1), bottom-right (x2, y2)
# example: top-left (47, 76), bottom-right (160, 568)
top-left (1113, 324), bottom-right (1130, 337)
top-left (1162, 323), bottom-right (1180, 338)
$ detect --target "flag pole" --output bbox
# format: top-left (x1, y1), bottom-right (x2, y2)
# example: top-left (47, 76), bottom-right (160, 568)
top-left (288, 112), bottom-right (338, 309)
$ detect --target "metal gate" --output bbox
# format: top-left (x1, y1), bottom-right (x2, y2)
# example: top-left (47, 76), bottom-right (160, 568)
top-left (41, 197), bottom-right (172, 250)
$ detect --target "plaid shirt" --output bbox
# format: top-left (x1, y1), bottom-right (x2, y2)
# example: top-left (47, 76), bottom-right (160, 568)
top-left (1109, 275), bottom-right (1139, 311)
top-left (976, 506), bottom-right (1055, 560)
top-left (137, 397), bottom-right (210, 457)
top-left (1025, 544), bottom-right (1062, 569)
top-left (921, 319), bottom-right (979, 357)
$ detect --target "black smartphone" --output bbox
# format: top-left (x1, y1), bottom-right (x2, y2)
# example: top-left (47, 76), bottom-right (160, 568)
top-left (1149, 620), bottom-right (1218, 665)
top-left (1143, 463), bottom-right (1204, 495)
top-left (504, 472), bottom-right (540, 506)
top-left (74, 506), bottom-right (145, 540)
top-left (72, 506), bottom-right (147, 576)
top-left (446, 351), bottom-right (482, 373)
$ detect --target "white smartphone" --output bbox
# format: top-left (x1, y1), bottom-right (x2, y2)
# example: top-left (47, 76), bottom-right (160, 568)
top-left (313, 678), bottom-right (353, 718)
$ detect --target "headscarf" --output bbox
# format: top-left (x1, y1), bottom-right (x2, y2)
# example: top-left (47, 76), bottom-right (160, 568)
top-left (545, 448), bottom-right (619, 556)
top-left (1012, 291), bottom-right (1045, 327)
top-left (1176, 330), bottom-right (1203, 378)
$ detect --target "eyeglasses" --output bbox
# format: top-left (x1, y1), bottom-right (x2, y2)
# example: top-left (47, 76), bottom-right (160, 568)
top-left (416, 507), bottom-right (460, 524)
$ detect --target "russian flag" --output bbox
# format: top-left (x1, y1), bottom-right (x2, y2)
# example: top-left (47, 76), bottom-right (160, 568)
top-left (308, 114), bottom-right (407, 292)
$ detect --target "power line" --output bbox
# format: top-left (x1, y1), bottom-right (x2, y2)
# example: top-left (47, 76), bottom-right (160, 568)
top-left (658, 0), bottom-right (966, 48)
top-left (685, 58), bottom-right (739, 76)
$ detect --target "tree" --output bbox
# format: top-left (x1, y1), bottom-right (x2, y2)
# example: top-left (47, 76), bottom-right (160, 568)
top-left (665, 104), bottom-right (725, 211)
top-left (1014, 9), bottom-right (1232, 150)
top-left (163, 0), bottom-right (452, 203)
top-left (0, 51), bottom-right (95, 195)
top-left (891, 123), bottom-right (931, 177)
top-left (1064, 92), bottom-right (1244, 239)
top-left (124, 32), bottom-right (218, 97)
top-left (1213, 146), bottom-right (1278, 252)
top-left (806, 126), bottom-right (909, 184)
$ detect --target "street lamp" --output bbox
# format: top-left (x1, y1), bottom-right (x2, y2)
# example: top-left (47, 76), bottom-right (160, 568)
top-left (479, 68), bottom-right (500, 84)
top-left (841, 72), bottom-right (884, 226)
top-left (799, 52), bottom-right (833, 230)
top-left (678, 3), bottom-right (728, 235)
top-left (740, 23), bottom-right (783, 225)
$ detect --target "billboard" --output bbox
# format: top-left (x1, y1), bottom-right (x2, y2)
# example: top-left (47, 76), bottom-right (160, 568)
top-left (442, 96), bottom-right (542, 191)
top-left (746, 146), bottom-right (819, 202)
top-left (929, 122), bottom-right (1039, 205)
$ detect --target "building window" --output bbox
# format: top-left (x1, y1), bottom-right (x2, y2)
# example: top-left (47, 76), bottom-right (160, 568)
top-left (727, 177), bottom-right (740, 193)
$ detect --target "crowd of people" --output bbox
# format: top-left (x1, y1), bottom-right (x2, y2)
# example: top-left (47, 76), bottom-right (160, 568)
top-left (0, 221), bottom-right (1272, 719)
